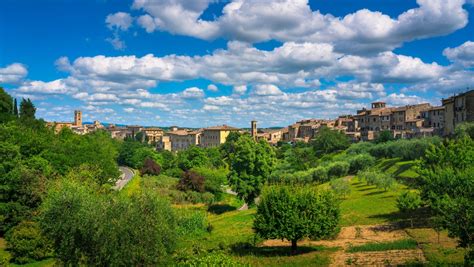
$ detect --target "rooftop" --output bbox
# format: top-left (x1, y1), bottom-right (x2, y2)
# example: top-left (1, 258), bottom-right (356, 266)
top-left (204, 125), bottom-right (240, 131)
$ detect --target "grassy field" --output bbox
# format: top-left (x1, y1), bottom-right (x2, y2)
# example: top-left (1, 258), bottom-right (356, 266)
top-left (346, 239), bottom-right (418, 253)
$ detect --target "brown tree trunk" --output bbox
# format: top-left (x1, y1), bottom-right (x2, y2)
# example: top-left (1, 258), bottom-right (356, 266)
top-left (291, 239), bottom-right (298, 254)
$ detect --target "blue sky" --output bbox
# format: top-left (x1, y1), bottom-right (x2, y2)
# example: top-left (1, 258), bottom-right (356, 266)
top-left (1, 0), bottom-right (474, 127)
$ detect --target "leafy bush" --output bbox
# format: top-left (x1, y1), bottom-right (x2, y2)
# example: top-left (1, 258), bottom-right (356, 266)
top-left (347, 142), bottom-right (375, 155)
top-left (174, 209), bottom-right (207, 237)
top-left (5, 221), bottom-right (52, 264)
top-left (312, 166), bottom-right (329, 183)
top-left (397, 191), bottom-right (422, 213)
top-left (367, 137), bottom-right (442, 160)
top-left (177, 171), bottom-right (205, 193)
top-left (330, 178), bottom-right (351, 198)
top-left (40, 179), bottom-right (177, 266)
top-left (140, 158), bottom-right (161, 176)
top-left (163, 167), bottom-right (184, 178)
top-left (191, 167), bottom-right (227, 200)
top-left (327, 161), bottom-right (350, 178)
top-left (348, 153), bottom-right (375, 174)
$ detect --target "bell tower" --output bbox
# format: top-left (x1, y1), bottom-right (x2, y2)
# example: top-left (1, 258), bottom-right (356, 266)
top-left (251, 120), bottom-right (257, 140)
top-left (74, 110), bottom-right (82, 127)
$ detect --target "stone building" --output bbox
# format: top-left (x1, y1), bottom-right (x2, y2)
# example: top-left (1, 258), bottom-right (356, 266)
top-left (201, 125), bottom-right (239, 148)
top-left (167, 129), bottom-right (201, 151)
top-left (157, 136), bottom-right (171, 151)
top-left (74, 110), bottom-right (82, 127)
top-left (442, 89), bottom-right (474, 135)
top-left (142, 127), bottom-right (164, 144)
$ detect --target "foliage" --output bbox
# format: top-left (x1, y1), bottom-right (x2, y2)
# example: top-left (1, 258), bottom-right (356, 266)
top-left (254, 186), bottom-right (340, 253)
top-left (418, 137), bottom-right (474, 264)
top-left (375, 130), bottom-right (394, 143)
top-left (454, 122), bottom-right (474, 139)
top-left (140, 158), bottom-right (161, 176)
top-left (330, 178), bottom-right (351, 198)
top-left (176, 146), bottom-right (210, 171)
top-left (347, 239), bottom-right (417, 253)
top-left (39, 179), bottom-right (177, 266)
top-left (5, 221), bottom-right (52, 264)
top-left (178, 252), bottom-right (245, 266)
top-left (397, 191), bottom-right (422, 213)
top-left (358, 169), bottom-right (396, 191)
top-left (227, 135), bottom-right (276, 205)
top-left (0, 87), bottom-right (14, 122)
top-left (191, 166), bottom-right (228, 199)
top-left (312, 166), bottom-right (329, 183)
top-left (174, 209), bottom-right (208, 237)
top-left (327, 161), bottom-right (350, 178)
top-left (177, 170), bottom-right (205, 193)
top-left (347, 153), bottom-right (376, 174)
top-left (311, 127), bottom-right (350, 155)
top-left (283, 146), bottom-right (317, 171)
top-left (19, 98), bottom-right (36, 120)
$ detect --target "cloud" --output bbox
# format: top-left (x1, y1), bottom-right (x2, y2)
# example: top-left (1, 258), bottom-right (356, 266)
top-left (17, 79), bottom-right (76, 94)
top-left (443, 41), bottom-right (474, 67)
top-left (379, 93), bottom-right (428, 106)
top-left (130, 0), bottom-right (468, 55)
top-left (106, 12), bottom-right (133, 31)
top-left (233, 85), bottom-right (247, 95)
top-left (207, 84), bottom-right (218, 92)
top-left (181, 87), bottom-right (205, 99)
top-left (252, 84), bottom-right (283, 96)
top-left (0, 63), bottom-right (28, 84)
top-left (106, 33), bottom-right (126, 50)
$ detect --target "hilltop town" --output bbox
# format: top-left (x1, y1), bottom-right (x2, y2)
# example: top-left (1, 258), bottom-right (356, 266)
top-left (48, 89), bottom-right (474, 151)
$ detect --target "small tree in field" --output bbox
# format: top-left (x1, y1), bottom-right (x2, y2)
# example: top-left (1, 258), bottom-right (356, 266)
top-left (397, 191), bottom-right (422, 228)
top-left (254, 186), bottom-right (340, 254)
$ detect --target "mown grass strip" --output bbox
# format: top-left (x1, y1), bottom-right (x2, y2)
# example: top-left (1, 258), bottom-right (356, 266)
top-left (347, 239), bottom-right (418, 253)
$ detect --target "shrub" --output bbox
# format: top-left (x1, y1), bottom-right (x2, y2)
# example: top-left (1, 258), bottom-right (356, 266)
top-left (374, 173), bottom-right (396, 191)
top-left (312, 166), bottom-right (329, 183)
top-left (201, 192), bottom-right (216, 205)
top-left (163, 167), bottom-right (184, 178)
top-left (348, 154), bottom-right (375, 174)
top-left (140, 158), bottom-right (161, 176)
top-left (177, 171), bottom-right (205, 193)
top-left (330, 178), bottom-right (351, 198)
top-left (347, 141), bottom-right (375, 155)
top-left (174, 209), bottom-right (207, 237)
top-left (327, 161), bottom-right (350, 178)
top-left (5, 221), bottom-right (52, 264)
top-left (191, 167), bottom-right (227, 200)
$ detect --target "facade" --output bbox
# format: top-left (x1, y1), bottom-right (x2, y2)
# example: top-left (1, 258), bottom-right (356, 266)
top-left (442, 89), bottom-right (474, 135)
top-left (201, 125), bottom-right (239, 148)
top-left (157, 136), bottom-right (172, 151)
top-left (142, 127), bottom-right (164, 144)
top-left (167, 129), bottom-right (201, 151)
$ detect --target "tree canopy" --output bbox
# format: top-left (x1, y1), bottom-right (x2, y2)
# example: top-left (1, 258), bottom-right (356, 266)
top-left (254, 186), bottom-right (340, 253)
top-left (311, 127), bottom-right (350, 155)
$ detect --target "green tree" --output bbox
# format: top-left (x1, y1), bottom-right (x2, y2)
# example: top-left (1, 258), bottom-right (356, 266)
top-left (227, 135), bottom-right (275, 205)
top-left (13, 98), bottom-right (18, 116)
top-left (455, 122), bottom-right (474, 140)
top-left (330, 178), bottom-right (351, 199)
top-left (396, 191), bottom-right (422, 228)
top-left (254, 186), bottom-right (340, 253)
top-left (0, 87), bottom-right (14, 122)
top-left (40, 179), bottom-right (177, 266)
top-left (19, 98), bottom-right (36, 120)
top-left (375, 130), bottom-right (394, 143)
top-left (5, 221), bottom-right (52, 264)
top-left (311, 127), bottom-right (350, 155)
top-left (176, 145), bottom-right (209, 171)
top-left (418, 137), bottom-right (474, 264)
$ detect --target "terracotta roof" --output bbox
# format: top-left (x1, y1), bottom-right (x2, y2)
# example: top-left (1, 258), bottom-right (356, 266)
top-left (167, 130), bottom-right (191, 136)
top-left (204, 125), bottom-right (240, 131)
top-left (430, 106), bottom-right (445, 111)
top-left (143, 127), bottom-right (163, 131)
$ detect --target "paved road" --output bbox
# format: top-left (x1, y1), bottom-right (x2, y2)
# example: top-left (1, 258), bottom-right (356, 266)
top-left (113, 166), bottom-right (135, 191)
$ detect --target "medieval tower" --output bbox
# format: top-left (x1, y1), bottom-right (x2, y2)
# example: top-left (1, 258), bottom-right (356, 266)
top-left (74, 110), bottom-right (82, 127)
top-left (251, 120), bottom-right (257, 140)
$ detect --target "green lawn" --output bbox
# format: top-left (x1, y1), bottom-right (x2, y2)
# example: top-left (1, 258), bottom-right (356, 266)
top-left (346, 239), bottom-right (417, 253)
top-left (339, 177), bottom-right (406, 226)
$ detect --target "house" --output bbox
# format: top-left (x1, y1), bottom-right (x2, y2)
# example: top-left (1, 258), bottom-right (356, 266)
top-left (200, 125), bottom-right (239, 148)
top-left (442, 89), bottom-right (474, 135)
top-left (167, 129), bottom-right (201, 151)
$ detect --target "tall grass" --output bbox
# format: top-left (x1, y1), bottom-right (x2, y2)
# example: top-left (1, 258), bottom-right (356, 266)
top-left (347, 239), bottom-right (418, 253)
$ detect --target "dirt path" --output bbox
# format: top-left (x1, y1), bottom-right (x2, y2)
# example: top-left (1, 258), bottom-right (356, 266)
top-left (263, 224), bottom-right (426, 266)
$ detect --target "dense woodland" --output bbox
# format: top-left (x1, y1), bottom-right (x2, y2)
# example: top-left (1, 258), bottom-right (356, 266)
top-left (0, 86), bottom-right (473, 266)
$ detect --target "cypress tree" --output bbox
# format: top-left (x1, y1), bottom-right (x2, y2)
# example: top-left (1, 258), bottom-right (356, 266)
top-left (13, 98), bottom-right (18, 116)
